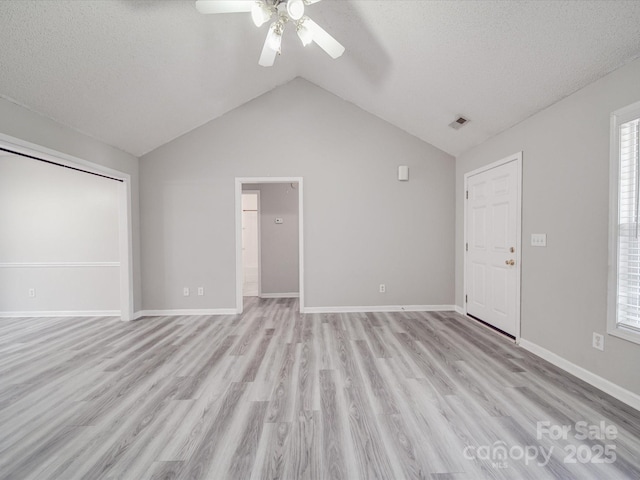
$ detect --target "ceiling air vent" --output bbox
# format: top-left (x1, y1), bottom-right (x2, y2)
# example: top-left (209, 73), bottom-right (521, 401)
top-left (449, 116), bottom-right (470, 130)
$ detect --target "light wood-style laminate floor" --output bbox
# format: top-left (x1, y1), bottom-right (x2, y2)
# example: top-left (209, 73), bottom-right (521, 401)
top-left (1, 298), bottom-right (639, 479)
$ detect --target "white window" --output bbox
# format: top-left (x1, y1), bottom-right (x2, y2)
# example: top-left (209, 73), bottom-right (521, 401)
top-left (609, 100), bottom-right (640, 344)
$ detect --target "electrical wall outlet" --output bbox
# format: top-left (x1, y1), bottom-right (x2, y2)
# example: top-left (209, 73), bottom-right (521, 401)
top-left (197, 287), bottom-right (204, 296)
top-left (28, 288), bottom-right (36, 298)
top-left (379, 284), bottom-right (386, 293)
top-left (592, 332), bottom-right (604, 351)
top-left (183, 287), bottom-right (190, 297)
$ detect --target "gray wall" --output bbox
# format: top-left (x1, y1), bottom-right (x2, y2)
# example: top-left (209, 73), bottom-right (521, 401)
top-left (0, 97), bottom-right (142, 313)
top-left (0, 153), bottom-right (120, 312)
top-left (140, 78), bottom-right (455, 310)
top-left (243, 183), bottom-right (300, 296)
top-left (456, 58), bottom-right (640, 395)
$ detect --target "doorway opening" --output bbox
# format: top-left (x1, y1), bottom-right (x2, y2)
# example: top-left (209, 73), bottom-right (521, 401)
top-left (235, 177), bottom-right (304, 314)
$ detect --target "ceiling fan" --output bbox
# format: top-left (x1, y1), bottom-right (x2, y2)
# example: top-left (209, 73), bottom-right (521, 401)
top-left (195, 0), bottom-right (345, 67)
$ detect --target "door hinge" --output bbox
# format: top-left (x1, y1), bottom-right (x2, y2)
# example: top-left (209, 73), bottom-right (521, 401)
top-left (466, 190), bottom-right (468, 199)
top-left (466, 242), bottom-right (468, 252)
top-left (465, 294), bottom-right (468, 303)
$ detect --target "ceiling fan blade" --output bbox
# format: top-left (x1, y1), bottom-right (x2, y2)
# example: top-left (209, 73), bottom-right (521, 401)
top-left (303, 0), bottom-right (322, 4)
top-left (259, 33), bottom-right (278, 67)
top-left (195, 0), bottom-right (253, 14)
top-left (304, 18), bottom-right (344, 59)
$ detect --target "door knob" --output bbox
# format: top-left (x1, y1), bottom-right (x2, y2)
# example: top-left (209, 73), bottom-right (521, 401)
top-left (505, 259), bottom-right (515, 266)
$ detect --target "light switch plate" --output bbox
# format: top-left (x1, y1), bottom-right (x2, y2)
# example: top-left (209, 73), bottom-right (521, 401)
top-left (531, 233), bottom-right (547, 247)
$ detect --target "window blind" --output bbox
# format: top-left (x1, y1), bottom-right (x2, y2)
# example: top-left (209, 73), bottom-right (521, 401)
top-left (617, 116), bottom-right (640, 331)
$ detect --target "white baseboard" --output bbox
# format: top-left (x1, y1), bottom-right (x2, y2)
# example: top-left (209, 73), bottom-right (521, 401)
top-left (135, 308), bottom-right (239, 318)
top-left (302, 305), bottom-right (456, 314)
top-left (0, 310), bottom-right (120, 318)
top-left (454, 305), bottom-right (465, 315)
top-left (519, 339), bottom-right (640, 412)
top-left (0, 262), bottom-right (120, 268)
top-left (259, 293), bottom-right (300, 299)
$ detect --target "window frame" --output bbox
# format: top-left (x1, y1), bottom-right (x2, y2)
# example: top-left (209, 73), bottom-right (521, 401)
top-left (608, 100), bottom-right (640, 345)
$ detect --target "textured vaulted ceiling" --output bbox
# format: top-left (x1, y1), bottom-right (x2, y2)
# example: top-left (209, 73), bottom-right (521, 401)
top-left (1, 1), bottom-right (640, 158)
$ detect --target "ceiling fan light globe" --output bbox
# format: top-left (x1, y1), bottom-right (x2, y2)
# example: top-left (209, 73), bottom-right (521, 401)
top-left (251, 1), bottom-right (271, 27)
top-left (286, 0), bottom-right (305, 21)
top-left (269, 34), bottom-right (282, 52)
top-left (267, 24), bottom-right (283, 52)
top-left (297, 24), bottom-right (312, 46)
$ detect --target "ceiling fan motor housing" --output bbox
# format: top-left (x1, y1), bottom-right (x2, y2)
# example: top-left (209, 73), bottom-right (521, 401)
top-left (286, 0), bottom-right (305, 20)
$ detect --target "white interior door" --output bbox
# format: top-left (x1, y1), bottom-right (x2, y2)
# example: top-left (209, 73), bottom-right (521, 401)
top-left (242, 192), bottom-right (260, 297)
top-left (465, 156), bottom-right (521, 337)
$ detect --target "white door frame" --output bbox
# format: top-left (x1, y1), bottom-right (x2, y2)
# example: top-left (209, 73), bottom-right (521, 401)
top-left (241, 190), bottom-right (261, 297)
top-left (0, 133), bottom-right (135, 321)
top-left (235, 177), bottom-right (304, 314)
top-left (463, 152), bottom-right (522, 341)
